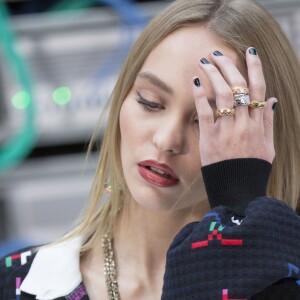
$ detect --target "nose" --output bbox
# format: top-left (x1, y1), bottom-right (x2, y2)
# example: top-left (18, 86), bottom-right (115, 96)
top-left (153, 117), bottom-right (186, 155)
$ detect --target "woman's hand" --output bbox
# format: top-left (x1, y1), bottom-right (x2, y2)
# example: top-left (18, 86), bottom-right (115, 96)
top-left (193, 47), bottom-right (277, 167)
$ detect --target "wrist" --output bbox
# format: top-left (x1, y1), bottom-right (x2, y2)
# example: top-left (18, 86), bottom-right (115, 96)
top-left (201, 158), bottom-right (272, 215)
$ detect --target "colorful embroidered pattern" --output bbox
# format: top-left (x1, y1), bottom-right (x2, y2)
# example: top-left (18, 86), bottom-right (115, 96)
top-left (222, 289), bottom-right (246, 300)
top-left (16, 277), bottom-right (21, 300)
top-left (66, 283), bottom-right (88, 300)
top-left (5, 251), bottom-right (32, 268)
top-left (231, 216), bottom-right (243, 225)
top-left (191, 222), bottom-right (243, 249)
top-left (204, 212), bottom-right (222, 223)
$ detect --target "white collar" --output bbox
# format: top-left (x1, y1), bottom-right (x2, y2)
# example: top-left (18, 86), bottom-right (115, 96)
top-left (20, 237), bottom-right (83, 300)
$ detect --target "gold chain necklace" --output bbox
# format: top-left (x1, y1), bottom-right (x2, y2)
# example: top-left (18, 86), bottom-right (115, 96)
top-left (102, 233), bottom-right (120, 300)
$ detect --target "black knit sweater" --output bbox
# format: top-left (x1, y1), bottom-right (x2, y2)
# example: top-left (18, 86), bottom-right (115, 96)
top-left (162, 159), bottom-right (300, 299)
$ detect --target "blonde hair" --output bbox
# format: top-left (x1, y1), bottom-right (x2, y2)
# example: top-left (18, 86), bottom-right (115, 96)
top-left (65, 0), bottom-right (300, 252)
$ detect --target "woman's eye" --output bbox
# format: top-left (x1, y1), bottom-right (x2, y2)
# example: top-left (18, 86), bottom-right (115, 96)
top-left (136, 93), bottom-right (164, 112)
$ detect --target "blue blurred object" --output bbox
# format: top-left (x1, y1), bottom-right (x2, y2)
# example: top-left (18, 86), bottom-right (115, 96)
top-left (87, 0), bottom-right (147, 107)
top-left (0, 237), bottom-right (34, 258)
top-left (99, 0), bottom-right (146, 25)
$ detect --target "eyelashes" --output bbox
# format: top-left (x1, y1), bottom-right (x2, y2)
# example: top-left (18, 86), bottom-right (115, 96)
top-left (136, 92), bottom-right (165, 112)
top-left (135, 92), bottom-right (199, 125)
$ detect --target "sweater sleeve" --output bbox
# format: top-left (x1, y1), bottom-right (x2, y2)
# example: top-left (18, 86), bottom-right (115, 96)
top-left (201, 158), bottom-right (272, 216)
top-left (162, 159), bottom-right (300, 300)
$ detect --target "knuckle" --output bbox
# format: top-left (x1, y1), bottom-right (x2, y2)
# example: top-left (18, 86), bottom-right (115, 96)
top-left (264, 117), bottom-right (273, 128)
top-left (217, 88), bottom-right (232, 99)
top-left (250, 58), bottom-right (262, 68)
top-left (209, 65), bottom-right (219, 75)
top-left (195, 88), bottom-right (206, 99)
top-left (221, 134), bottom-right (231, 145)
top-left (222, 56), bottom-right (232, 64)
top-left (251, 81), bottom-right (266, 94)
top-left (217, 55), bottom-right (231, 66)
top-left (237, 127), bottom-right (249, 140)
top-left (267, 115), bottom-right (273, 125)
top-left (234, 80), bottom-right (248, 88)
top-left (198, 110), bottom-right (212, 122)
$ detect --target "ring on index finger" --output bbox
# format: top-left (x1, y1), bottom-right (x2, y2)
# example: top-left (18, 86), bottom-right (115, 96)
top-left (217, 108), bottom-right (235, 117)
top-left (232, 86), bottom-right (250, 107)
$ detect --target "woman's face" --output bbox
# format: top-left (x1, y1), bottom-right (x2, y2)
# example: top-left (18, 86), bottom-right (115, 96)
top-left (119, 25), bottom-right (244, 212)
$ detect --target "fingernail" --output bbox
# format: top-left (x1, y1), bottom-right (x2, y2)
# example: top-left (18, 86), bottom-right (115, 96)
top-left (213, 50), bottom-right (223, 56)
top-left (249, 47), bottom-right (257, 55)
top-left (194, 77), bottom-right (201, 87)
top-left (200, 58), bottom-right (210, 64)
top-left (272, 102), bottom-right (278, 111)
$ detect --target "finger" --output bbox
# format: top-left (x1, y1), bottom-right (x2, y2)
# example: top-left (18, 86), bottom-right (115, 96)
top-left (264, 97), bottom-right (278, 151)
top-left (246, 47), bottom-right (266, 123)
top-left (210, 50), bottom-right (249, 122)
top-left (192, 76), bottom-right (214, 135)
top-left (198, 58), bottom-right (235, 128)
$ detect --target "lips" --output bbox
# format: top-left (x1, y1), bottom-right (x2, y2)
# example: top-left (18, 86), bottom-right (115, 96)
top-left (137, 160), bottom-right (180, 187)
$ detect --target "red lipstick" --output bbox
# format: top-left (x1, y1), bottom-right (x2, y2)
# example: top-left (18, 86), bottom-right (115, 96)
top-left (137, 160), bottom-right (179, 187)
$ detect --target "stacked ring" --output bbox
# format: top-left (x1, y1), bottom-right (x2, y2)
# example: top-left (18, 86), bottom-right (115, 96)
top-left (232, 86), bottom-right (250, 106)
top-left (234, 94), bottom-right (250, 106)
top-left (232, 87), bottom-right (249, 95)
top-left (249, 101), bottom-right (267, 108)
top-left (217, 108), bottom-right (235, 117)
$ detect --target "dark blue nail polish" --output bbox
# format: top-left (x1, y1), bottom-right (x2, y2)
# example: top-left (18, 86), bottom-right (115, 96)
top-left (194, 78), bottom-right (201, 87)
top-left (272, 102), bottom-right (278, 111)
top-left (200, 58), bottom-right (210, 64)
top-left (213, 50), bottom-right (223, 56)
top-left (249, 48), bottom-right (257, 55)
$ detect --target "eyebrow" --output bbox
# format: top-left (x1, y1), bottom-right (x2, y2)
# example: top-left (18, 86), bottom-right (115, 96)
top-left (138, 71), bottom-right (174, 95)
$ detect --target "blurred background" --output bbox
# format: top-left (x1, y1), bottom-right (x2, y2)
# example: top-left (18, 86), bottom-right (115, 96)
top-left (0, 0), bottom-right (299, 257)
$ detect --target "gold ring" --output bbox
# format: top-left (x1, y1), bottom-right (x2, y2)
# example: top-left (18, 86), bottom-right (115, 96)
top-left (232, 87), bottom-right (249, 95)
top-left (217, 108), bottom-right (235, 117)
top-left (249, 101), bottom-right (267, 108)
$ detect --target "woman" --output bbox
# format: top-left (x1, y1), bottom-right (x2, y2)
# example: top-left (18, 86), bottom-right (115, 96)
top-left (1, 0), bottom-right (300, 299)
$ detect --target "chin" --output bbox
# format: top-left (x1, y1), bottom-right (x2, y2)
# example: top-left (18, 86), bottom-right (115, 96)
top-left (125, 175), bottom-right (202, 213)
top-left (131, 194), bottom-right (172, 213)
top-left (129, 188), bottom-right (191, 213)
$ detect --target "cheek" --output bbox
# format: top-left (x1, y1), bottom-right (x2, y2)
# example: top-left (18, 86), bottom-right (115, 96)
top-left (119, 99), bottom-right (148, 147)
top-left (186, 137), bottom-right (202, 175)
top-left (119, 100), bottom-right (138, 143)
top-left (188, 151), bottom-right (202, 178)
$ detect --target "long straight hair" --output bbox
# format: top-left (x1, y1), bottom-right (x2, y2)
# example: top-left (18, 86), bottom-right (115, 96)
top-left (64, 0), bottom-right (300, 252)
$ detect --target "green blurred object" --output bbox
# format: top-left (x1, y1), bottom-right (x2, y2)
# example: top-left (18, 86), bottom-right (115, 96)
top-left (12, 91), bottom-right (31, 110)
top-left (0, 2), bottom-right (37, 172)
top-left (52, 87), bottom-right (72, 105)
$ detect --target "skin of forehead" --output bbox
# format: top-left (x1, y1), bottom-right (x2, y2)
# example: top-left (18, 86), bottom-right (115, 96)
top-left (140, 25), bottom-right (247, 101)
